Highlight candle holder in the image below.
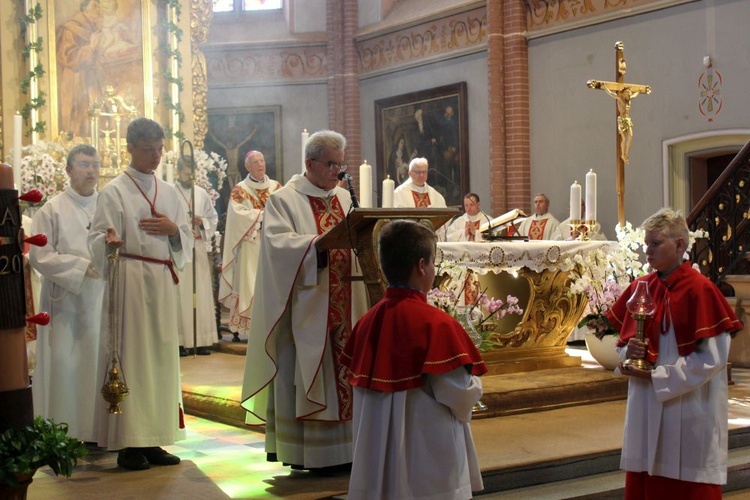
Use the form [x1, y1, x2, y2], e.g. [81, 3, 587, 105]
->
[622, 281, 656, 370]
[568, 220, 597, 241]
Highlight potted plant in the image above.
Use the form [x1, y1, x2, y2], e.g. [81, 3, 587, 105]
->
[0, 417, 88, 499]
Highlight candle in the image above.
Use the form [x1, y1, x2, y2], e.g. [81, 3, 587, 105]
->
[585, 169, 597, 222]
[13, 112, 22, 190]
[301, 129, 309, 174]
[359, 160, 372, 208]
[569, 181, 581, 221]
[382, 175, 395, 208]
[165, 161, 174, 184]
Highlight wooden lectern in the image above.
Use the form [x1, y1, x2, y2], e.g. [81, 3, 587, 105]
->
[316, 208, 458, 307]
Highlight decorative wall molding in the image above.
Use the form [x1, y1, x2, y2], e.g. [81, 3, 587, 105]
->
[356, 6, 487, 78]
[525, 0, 698, 38]
[203, 43, 328, 87]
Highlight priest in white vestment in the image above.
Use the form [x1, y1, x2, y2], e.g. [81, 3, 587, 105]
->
[446, 192, 492, 242]
[517, 193, 560, 240]
[394, 157, 449, 240]
[218, 150, 282, 337]
[30, 144, 105, 442]
[89, 118, 192, 471]
[174, 159, 219, 355]
[241, 130, 368, 471]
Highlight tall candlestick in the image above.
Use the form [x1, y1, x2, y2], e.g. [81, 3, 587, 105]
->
[13, 112, 22, 190]
[585, 169, 597, 221]
[359, 160, 372, 208]
[382, 175, 395, 208]
[570, 181, 581, 221]
[301, 129, 309, 174]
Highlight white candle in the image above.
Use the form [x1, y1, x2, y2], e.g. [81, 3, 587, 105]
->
[569, 181, 581, 221]
[301, 129, 309, 174]
[165, 161, 174, 184]
[359, 160, 372, 208]
[13, 112, 22, 190]
[585, 169, 597, 222]
[382, 175, 395, 208]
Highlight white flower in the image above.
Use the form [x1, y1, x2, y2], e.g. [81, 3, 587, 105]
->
[15, 141, 67, 202]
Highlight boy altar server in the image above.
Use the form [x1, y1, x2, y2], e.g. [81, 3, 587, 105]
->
[609, 208, 741, 499]
[341, 219, 487, 499]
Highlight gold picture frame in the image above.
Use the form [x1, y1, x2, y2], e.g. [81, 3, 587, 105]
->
[47, 0, 159, 141]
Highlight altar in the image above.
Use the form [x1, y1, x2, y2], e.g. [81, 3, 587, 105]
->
[437, 240, 615, 374]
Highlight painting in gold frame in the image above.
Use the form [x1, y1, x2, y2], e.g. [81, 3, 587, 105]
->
[47, 0, 157, 140]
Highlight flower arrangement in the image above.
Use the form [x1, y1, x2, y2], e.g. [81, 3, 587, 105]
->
[569, 221, 709, 339]
[162, 149, 228, 203]
[16, 141, 68, 202]
[427, 264, 524, 351]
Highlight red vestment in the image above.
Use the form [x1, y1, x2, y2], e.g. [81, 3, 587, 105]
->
[607, 262, 741, 363]
[341, 287, 487, 392]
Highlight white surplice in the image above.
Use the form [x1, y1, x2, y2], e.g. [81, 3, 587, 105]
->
[348, 368, 484, 500]
[218, 174, 282, 335]
[618, 329, 731, 484]
[30, 187, 105, 442]
[174, 182, 218, 348]
[241, 173, 368, 468]
[89, 168, 192, 449]
[517, 212, 560, 240]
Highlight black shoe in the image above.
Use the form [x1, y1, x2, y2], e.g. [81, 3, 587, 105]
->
[140, 447, 181, 466]
[308, 462, 352, 476]
[179, 346, 189, 357]
[117, 448, 150, 470]
[196, 347, 212, 356]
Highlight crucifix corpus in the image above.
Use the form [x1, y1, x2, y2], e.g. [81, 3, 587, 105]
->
[587, 41, 651, 226]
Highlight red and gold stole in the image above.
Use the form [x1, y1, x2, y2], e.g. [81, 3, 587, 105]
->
[231, 184, 270, 211]
[410, 190, 431, 207]
[528, 218, 548, 240]
[307, 195, 353, 421]
[465, 220, 480, 241]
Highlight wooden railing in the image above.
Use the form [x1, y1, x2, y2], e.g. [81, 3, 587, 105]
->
[687, 140, 750, 294]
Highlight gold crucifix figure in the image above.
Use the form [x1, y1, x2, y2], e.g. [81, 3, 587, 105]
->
[587, 41, 651, 226]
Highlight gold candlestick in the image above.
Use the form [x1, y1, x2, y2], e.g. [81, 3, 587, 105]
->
[622, 281, 655, 370]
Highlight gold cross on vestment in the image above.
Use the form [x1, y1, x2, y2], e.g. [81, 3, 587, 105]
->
[587, 41, 651, 227]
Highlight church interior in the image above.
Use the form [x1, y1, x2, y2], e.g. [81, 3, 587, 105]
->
[2, 0, 750, 498]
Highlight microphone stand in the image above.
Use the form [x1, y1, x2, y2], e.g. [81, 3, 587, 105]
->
[338, 172, 359, 208]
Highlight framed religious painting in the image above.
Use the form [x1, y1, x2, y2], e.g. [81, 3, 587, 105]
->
[375, 82, 469, 207]
[203, 105, 283, 215]
[47, 0, 159, 141]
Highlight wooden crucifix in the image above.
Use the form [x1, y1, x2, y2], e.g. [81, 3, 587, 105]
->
[587, 41, 651, 226]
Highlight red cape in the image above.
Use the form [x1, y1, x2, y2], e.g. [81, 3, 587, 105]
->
[607, 261, 742, 363]
[340, 287, 487, 392]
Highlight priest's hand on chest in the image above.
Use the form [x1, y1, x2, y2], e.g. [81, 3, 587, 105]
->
[139, 211, 179, 237]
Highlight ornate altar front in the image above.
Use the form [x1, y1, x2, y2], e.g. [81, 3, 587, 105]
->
[437, 240, 615, 374]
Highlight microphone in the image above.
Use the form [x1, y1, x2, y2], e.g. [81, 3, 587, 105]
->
[482, 211, 494, 240]
[338, 172, 359, 208]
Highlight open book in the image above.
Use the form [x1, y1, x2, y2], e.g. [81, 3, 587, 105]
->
[479, 208, 528, 234]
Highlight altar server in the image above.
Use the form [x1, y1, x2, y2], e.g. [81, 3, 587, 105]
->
[608, 208, 741, 499]
[174, 158, 219, 355]
[30, 144, 105, 442]
[341, 219, 486, 499]
[218, 150, 282, 336]
[89, 118, 192, 470]
[241, 130, 368, 471]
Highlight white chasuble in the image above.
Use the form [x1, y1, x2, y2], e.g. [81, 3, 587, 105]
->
[89, 168, 192, 449]
[241, 174, 367, 468]
[218, 174, 282, 334]
[30, 187, 105, 442]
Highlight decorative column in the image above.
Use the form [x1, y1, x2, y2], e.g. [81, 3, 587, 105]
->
[487, 0, 530, 214]
[190, 0, 213, 150]
[326, 0, 362, 186]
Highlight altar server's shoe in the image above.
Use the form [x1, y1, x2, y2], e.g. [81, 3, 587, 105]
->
[141, 447, 181, 466]
[117, 448, 150, 470]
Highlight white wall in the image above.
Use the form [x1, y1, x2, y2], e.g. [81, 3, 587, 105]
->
[528, 0, 750, 236]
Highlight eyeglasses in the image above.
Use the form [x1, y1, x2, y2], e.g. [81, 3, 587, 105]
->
[411, 170, 428, 175]
[71, 161, 101, 169]
[311, 158, 347, 173]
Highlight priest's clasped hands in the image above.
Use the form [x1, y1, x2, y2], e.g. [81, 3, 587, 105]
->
[619, 337, 652, 381]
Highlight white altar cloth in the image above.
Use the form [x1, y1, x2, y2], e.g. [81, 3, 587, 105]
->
[436, 240, 616, 274]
